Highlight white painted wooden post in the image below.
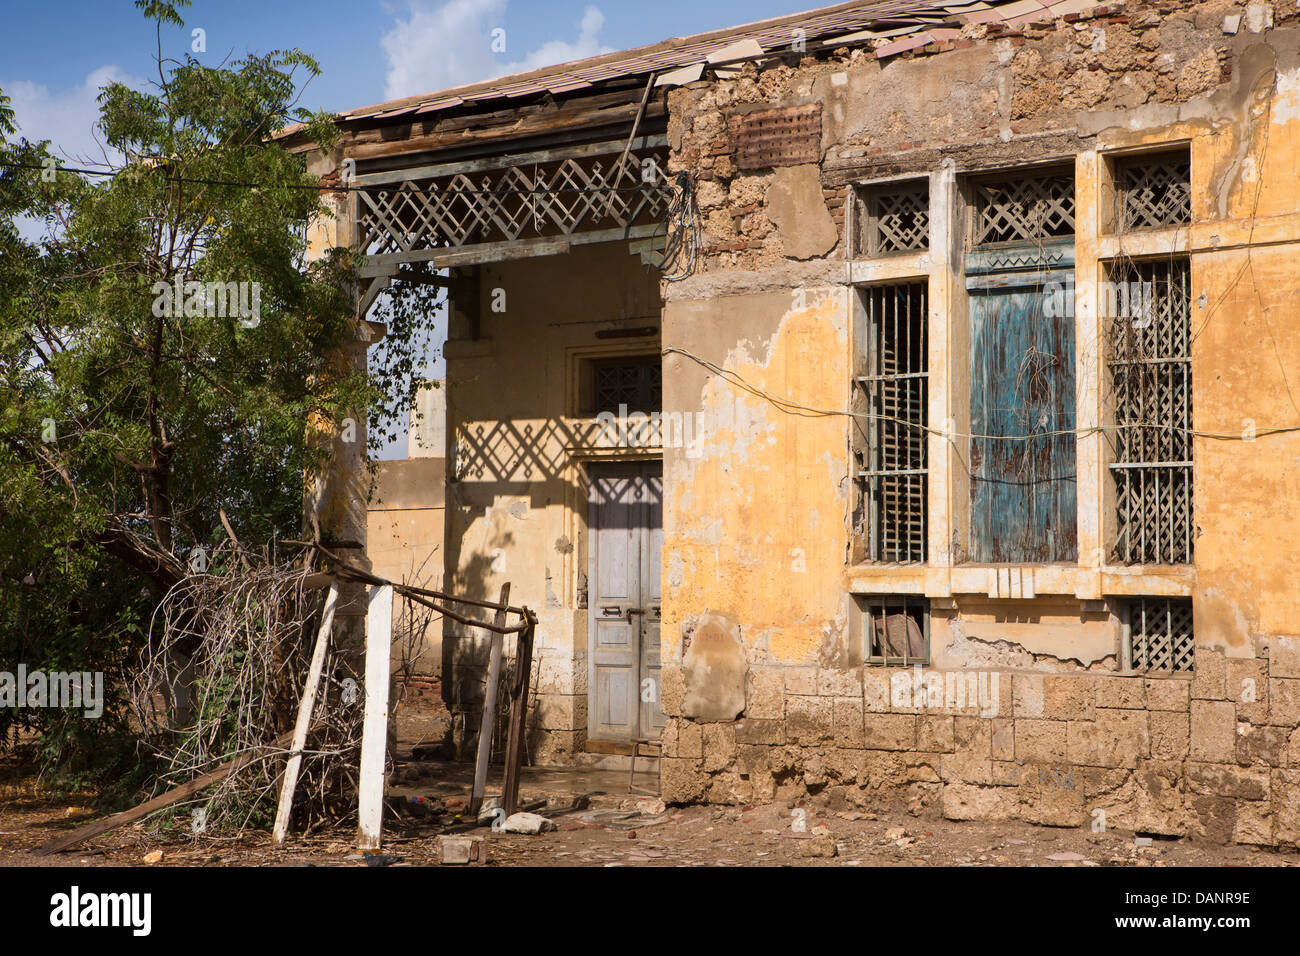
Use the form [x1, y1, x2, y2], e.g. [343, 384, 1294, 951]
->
[357, 584, 393, 850]
[273, 583, 338, 844]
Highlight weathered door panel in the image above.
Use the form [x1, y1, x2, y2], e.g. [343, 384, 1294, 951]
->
[588, 468, 640, 740]
[966, 243, 1077, 563]
[587, 461, 664, 742]
[639, 468, 665, 736]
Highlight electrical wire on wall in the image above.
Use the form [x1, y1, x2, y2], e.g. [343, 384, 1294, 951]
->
[661, 170, 699, 282]
[661, 343, 1300, 445]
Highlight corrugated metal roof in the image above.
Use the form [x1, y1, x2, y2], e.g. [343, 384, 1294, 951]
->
[338, 0, 1103, 123]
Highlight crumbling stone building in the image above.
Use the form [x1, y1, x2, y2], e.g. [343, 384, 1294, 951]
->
[298, 0, 1300, 847]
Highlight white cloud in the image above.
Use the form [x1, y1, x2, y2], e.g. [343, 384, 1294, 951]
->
[381, 0, 613, 101]
[3, 65, 143, 167]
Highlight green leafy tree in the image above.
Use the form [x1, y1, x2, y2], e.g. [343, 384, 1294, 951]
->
[0, 0, 375, 784]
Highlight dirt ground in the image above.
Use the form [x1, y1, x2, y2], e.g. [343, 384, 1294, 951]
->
[2, 684, 1298, 869]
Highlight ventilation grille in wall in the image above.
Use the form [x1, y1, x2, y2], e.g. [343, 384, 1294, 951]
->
[857, 180, 930, 256]
[591, 356, 662, 415]
[1118, 151, 1191, 231]
[973, 172, 1075, 245]
[1109, 258, 1193, 565]
[1124, 597, 1194, 674]
[856, 283, 928, 564]
[863, 595, 930, 666]
[731, 104, 823, 171]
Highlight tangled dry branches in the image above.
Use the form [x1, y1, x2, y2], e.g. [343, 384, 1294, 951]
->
[129, 544, 364, 838]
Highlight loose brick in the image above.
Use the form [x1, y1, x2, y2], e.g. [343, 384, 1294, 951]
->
[1187, 762, 1270, 801]
[786, 695, 832, 745]
[1190, 700, 1236, 761]
[1192, 648, 1228, 700]
[1017, 719, 1070, 762]
[1150, 711, 1190, 760]
[832, 697, 866, 749]
[745, 666, 784, 719]
[1145, 677, 1191, 711]
[919, 714, 956, 753]
[1013, 674, 1045, 718]
[735, 717, 785, 746]
[1045, 675, 1096, 720]
[862, 713, 917, 750]
[1227, 657, 1269, 723]
[1269, 678, 1300, 726]
[1096, 675, 1144, 709]
[1068, 709, 1149, 768]
[991, 718, 1015, 761]
[1270, 636, 1300, 679]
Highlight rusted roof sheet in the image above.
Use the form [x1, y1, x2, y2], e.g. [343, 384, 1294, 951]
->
[337, 0, 1104, 124]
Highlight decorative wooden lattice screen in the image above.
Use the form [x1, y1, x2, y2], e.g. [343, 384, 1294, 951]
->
[858, 180, 930, 256]
[857, 283, 928, 564]
[355, 147, 673, 257]
[1125, 597, 1194, 673]
[1118, 152, 1191, 231]
[592, 356, 662, 415]
[973, 172, 1075, 245]
[1109, 258, 1193, 564]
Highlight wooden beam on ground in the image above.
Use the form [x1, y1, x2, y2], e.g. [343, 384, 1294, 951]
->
[272, 584, 338, 844]
[35, 732, 294, 856]
[469, 583, 511, 816]
[357, 584, 394, 850]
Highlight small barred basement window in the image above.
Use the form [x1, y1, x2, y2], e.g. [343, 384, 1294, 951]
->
[856, 180, 930, 256]
[855, 282, 928, 564]
[1116, 150, 1191, 232]
[1123, 597, 1194, 674]
[863, 595, 930, 666]
[972, 170, 1075, 245]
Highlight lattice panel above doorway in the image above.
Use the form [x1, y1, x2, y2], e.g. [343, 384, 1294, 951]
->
[972, 172, 1075, 245]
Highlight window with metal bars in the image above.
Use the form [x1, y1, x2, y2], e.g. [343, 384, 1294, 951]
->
[1116, 151, 1191, 232]
[1123, 597, 1194, 674]
[856, 180, 930, 256]
[588, 356, 662, 415]
[972, 170, 1075, 245]
[863, 595, 930, 666]
[856, 283, 928, 563]
[1108, 258, 1193, 564]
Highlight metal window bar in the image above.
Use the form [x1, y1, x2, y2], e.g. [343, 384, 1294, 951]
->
[1118, 152, 1191, 232]
[856, 283, 928, 563]
[973, 172, 1075, 245]
[1123, 597, 1194, 674]
[1108, 259, 1193, 564]
[865, 595, 930, 666]
[858, 181, 930, 256]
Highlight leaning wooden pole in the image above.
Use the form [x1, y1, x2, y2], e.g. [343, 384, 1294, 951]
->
[469, 583, 511, 815]
[272, 583, 339, 844]
[502, 612, 537, 816]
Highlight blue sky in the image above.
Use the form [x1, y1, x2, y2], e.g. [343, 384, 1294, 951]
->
[2, 0, 803, 457]
[1, 0, 805, 151]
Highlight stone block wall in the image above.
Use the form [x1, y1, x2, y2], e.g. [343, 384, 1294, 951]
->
[660, 637, 1300, 846]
